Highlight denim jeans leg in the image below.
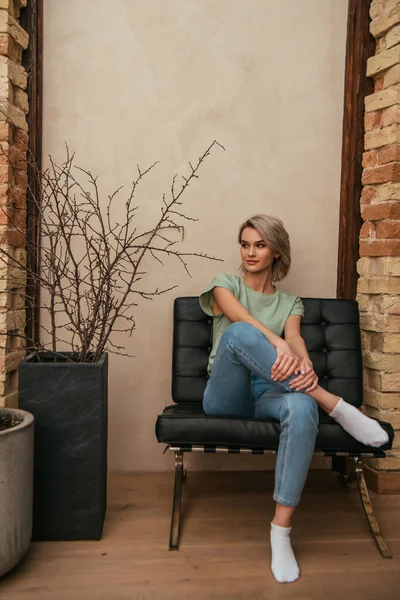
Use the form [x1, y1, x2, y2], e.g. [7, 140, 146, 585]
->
[203, 333, 254, 418]
[204, 321, 319, 506]
[204, 322, 297, 414]
[255, 391, 319, 507]
[203, 321, 294, 416]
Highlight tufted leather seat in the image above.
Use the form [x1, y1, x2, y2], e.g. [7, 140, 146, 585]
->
[156, 297, 394, 454]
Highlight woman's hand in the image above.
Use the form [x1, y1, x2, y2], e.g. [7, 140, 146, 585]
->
[289, 358, 319, 392]
[271, 340, 300, 382]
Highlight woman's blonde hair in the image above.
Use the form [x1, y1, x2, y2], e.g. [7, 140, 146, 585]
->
[238, 214, 291, 282]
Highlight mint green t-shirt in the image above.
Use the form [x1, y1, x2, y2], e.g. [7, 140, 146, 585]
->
[199, 273, 304, 373]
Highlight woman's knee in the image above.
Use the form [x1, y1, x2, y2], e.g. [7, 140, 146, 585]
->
[284, 393, 319, 429]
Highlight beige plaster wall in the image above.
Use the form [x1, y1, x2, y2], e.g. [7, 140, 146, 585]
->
[43, 0, 348, 471]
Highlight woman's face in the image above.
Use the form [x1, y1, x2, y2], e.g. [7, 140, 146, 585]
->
[240, 227, 278, 274]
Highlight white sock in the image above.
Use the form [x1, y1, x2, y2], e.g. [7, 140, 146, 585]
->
[270, 522, 300, 584]
[329, 398, 389, 448]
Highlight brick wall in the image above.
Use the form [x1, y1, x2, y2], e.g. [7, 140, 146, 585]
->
[0, 0, 28, 408]
[359, 0, 400, 470]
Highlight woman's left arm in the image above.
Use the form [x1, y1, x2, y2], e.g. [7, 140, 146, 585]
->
[282, 315, 319, 392]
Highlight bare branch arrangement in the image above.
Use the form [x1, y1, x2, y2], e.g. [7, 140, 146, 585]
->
[0, 140, 224, 362]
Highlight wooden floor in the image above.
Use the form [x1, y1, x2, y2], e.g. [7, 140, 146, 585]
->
[2, 470, 400, 600]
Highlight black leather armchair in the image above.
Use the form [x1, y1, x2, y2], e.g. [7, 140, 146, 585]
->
[156, 297, 395, 556]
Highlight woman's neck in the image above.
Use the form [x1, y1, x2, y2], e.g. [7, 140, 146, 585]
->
[242, 270, 275, 294]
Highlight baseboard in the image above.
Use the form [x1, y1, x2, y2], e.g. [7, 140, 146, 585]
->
[363, 464, 400, 494]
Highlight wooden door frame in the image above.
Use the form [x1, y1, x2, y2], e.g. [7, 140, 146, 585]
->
[20, 0, 372, 346]
[20, 0, 43, 349]
[337, 0, 375, 299]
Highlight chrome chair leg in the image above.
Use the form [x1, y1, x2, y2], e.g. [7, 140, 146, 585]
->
[352, 456, 392, 559]
[169, 451, 184, 551]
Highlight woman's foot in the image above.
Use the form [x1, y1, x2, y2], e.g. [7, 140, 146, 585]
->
[329, 398, 389, 447]
[270, 522, 300, 583]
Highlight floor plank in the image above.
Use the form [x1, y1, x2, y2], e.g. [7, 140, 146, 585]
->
[2, 470, 400, 600]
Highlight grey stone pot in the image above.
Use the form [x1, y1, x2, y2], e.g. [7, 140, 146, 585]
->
[0, 408, 34, 577]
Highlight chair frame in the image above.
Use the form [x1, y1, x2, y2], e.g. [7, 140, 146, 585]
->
[166, 445, 394, 559]
[159, 297, 394, 559]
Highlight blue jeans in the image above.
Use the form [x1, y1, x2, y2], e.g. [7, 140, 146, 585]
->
[203, 322, 319, 507]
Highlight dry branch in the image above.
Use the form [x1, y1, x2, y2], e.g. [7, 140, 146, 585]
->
[0, 140, 225, 361]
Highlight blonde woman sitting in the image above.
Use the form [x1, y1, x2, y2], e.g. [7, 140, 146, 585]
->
[199, 214, 388, 584]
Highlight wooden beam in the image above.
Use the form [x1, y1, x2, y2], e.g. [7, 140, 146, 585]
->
[20, 0, 43, 349]
[337, 0, 375, 300]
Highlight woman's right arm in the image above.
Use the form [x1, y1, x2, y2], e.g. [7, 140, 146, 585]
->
[213, 287, 299, 379]
[213, 286, 280, 346]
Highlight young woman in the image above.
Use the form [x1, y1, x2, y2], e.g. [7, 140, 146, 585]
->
[199, 214, 389, 584]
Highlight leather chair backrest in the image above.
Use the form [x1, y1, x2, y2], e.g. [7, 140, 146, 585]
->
[172, 297, 363, 407]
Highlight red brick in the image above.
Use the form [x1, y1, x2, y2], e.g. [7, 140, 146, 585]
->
[8, 146, 26, 169]
[375, 219, 400, 238]
[377, 144, 400, 165]
[14, 170, 27, 191]
[364, 111, 381, 131]
[374, 76, 384, 92]
[362, 150, 377, 168]
[0, 142, 9, 164]
[362, 202, 400, 220]
[0, 184, 9, 207]
[0, 207, 9, 226]
[360, 239, 400, 256]
[0, 165, 12, 184]
[13, 208, 26, 230]
[9, 186, 25, 208]
[360, 221, 374, 238]
[361, 186, 377, 205]
[362, 163, 400, 185]
[13, 130, 28, 152]
[0, 228, 26, 246]
[16, 160, 27, 173]
[381, 105, 400, 127]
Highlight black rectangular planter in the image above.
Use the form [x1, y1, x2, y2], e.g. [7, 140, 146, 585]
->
[18, 352, 108, 541]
